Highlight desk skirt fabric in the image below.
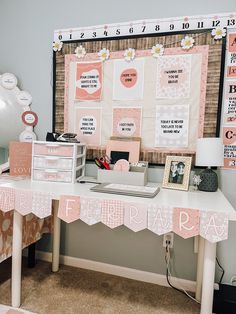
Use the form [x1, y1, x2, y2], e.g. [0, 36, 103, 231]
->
[0, 211, 52, 263]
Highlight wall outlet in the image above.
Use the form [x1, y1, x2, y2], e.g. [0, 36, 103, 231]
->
[163, 233, 174, 248]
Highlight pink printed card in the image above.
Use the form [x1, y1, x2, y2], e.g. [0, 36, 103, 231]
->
[75, 61, 103, 101]
[9, 142, 32, 176]
[112, 107, 142, 137]
[173, 207, 200, 239]
[58, 195, 80, 223]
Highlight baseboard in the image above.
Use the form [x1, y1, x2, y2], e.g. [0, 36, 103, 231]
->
[34, 250, 198, 293]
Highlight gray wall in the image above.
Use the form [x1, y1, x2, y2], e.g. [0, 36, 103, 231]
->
[0, 0, 236, 282]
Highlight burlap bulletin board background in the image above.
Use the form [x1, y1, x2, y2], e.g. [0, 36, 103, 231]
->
[53, 30, 225, 165]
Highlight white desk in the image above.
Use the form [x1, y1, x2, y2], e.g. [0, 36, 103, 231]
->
[1, 179, 235, 314]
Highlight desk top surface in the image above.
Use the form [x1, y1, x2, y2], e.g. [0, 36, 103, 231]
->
[0, 177, 235, 220]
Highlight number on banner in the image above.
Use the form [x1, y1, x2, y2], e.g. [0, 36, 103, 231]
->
[58, 34, 62, 40]
[142, 25, 146, 33]
[212, 20, 220, 27]
[227, 19, 236, 26]
[116, 29, 121, 35]
[197, 21, 204, 28]
[155, 25, 160, 31]
[129, 27, 134, 34]
[182, 22, 190, 30]
[169, 24, 175, 31]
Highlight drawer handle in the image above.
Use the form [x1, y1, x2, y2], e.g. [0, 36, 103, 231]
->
[44, 169, 59, 173]
[45, 144, 60, 148]
[45, 156, 60, 160]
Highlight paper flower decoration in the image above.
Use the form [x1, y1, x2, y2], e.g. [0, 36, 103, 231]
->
[75, 45, 86, 58]
[124, 48, 135, 62]
[151, 44, 165, 57]
[181, 36, 195, 50]
[98, 48, 110, 61]
[193, 175, 202, 186]
[211, 27, 226, 40]
[53, 40, 63, 52]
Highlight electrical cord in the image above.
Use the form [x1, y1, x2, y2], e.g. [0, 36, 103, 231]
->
[216, 257, 225, 284]
[164, 243, 200, 304]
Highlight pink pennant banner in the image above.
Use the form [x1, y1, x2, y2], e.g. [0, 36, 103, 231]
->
[124, 202, 147, 232]
[31, 191, 52, 218]
[58, 195, 80, 223]
[147, 205, 173, 235]
[0, 187, 15, 212]
[101, 199, 124, 229]
[173, 207, 200, 239]
[200, 211, 229, 243]
[15, 189, 33, 216]
[80, 197, 101, 225]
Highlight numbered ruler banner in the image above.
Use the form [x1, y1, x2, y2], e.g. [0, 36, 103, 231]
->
[173, 207, 200, 239]
[147, 205, 173, 235]
[200, 211, 229, 242]
[124, 202, 148, 232]
[54, 12, 236, 42]
[58, 195, 80, 223]
[0, 187, 15, 212]
[80, 196, 102, 225]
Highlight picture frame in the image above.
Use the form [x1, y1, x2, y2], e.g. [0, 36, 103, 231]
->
[162, 156, 192, 191]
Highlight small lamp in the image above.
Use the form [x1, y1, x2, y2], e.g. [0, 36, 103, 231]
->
[195, 138, 224, 192]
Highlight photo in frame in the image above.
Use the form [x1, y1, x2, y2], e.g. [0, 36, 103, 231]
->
[162, 156, 192, 191]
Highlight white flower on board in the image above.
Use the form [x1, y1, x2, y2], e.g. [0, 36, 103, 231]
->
[193, 175, 202, 186]
[151, 44, 165, 57]
[98, 48, 110, 61]
[211, 27, 226, 40]
[53, 40, 63, 52]
[181, 36, 195, 50]
[124, 48, 135, 62]
[75, 45, 86, 58]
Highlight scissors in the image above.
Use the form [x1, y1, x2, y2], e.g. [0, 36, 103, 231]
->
[94, 155, 111, 170]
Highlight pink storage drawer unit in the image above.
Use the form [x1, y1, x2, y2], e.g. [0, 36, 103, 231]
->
[32, 141, 86, 183]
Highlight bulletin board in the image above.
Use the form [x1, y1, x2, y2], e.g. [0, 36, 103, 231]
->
[53, 19, 227, 165]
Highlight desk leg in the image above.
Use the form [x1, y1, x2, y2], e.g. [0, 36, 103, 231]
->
[52, 200, 61, 272]
[200, 240, 216, 314]
[11, 211, 23, 308]
[196, 236, 205, 302]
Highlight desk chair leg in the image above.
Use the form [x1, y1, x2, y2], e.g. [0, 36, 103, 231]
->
[52, 200, 61, 272]
[11, 211, 23, 308]
[28, 243, 36, 268]
[196, 236, 205, 302]
[200, 240, 216, 314]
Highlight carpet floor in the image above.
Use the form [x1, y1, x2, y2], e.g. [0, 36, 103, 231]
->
[0, 258, 200, 314]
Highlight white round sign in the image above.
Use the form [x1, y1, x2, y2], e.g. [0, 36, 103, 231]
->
[16, 91, 32, 106]
[0, 73, 18, 90]
[19, 130, 37, 142]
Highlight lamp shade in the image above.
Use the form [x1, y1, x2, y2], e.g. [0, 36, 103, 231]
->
[195, 138, 224, 167]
